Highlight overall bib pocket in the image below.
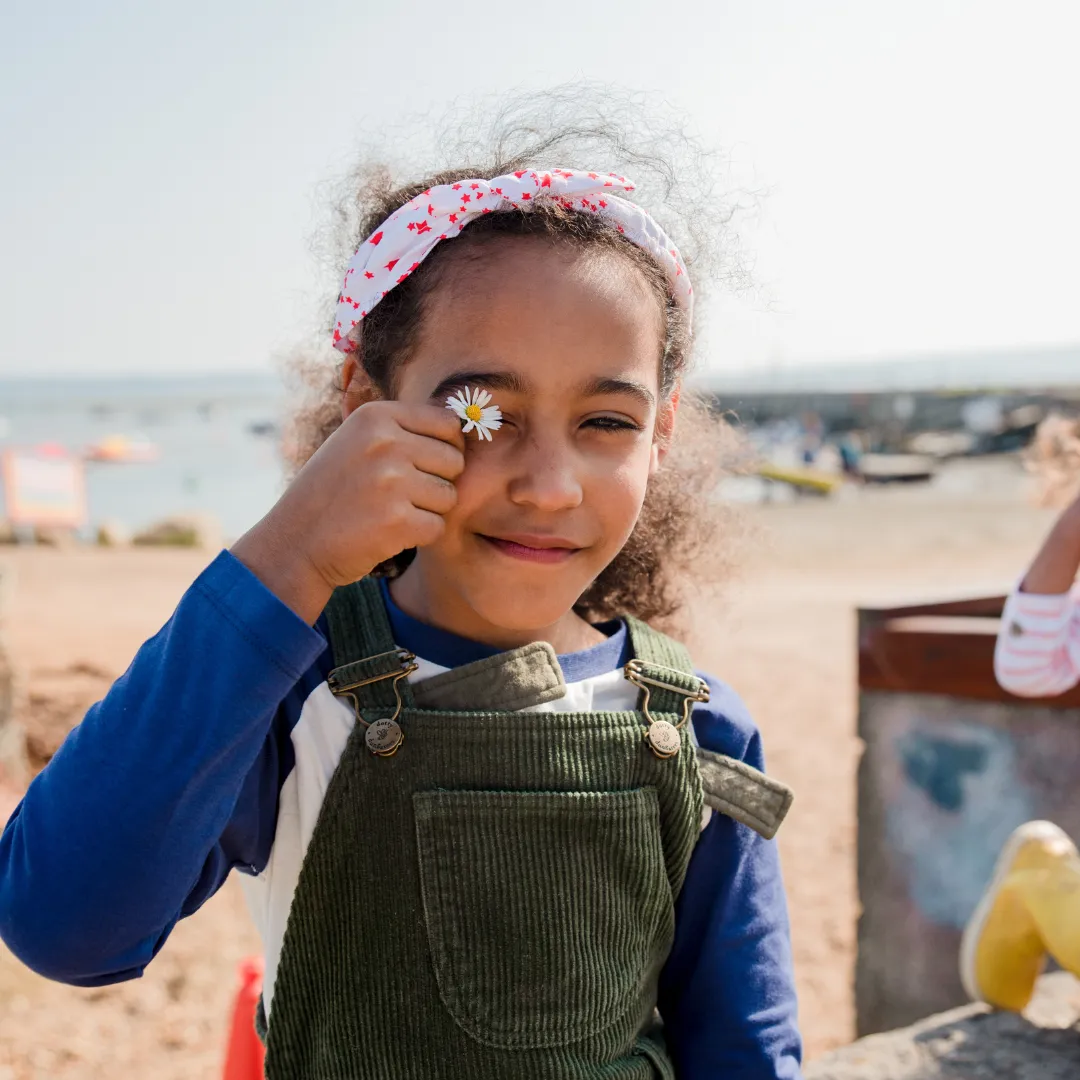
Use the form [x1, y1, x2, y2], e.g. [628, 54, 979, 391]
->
[413, 788, 674, 1050]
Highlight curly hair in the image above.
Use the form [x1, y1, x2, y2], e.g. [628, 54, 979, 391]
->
[285, 90, 748, 627]
[1025, 412, 1080, 509]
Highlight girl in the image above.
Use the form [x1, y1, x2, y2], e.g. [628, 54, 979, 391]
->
[961, 466, 1080, 1012]
[0, 122, 802, 1078]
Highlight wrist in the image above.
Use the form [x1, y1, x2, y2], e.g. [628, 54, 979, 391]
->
[1062, 496, 1080, 531]
[231, 517, 335, 625]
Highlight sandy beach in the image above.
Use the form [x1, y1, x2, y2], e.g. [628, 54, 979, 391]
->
[0, 456, 1061, 1078]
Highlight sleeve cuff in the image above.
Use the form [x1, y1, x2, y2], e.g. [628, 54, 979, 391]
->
[193, 550, 328, 681]
[1004, 583, 1075, 624]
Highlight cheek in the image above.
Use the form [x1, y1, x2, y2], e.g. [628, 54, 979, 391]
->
[588, 447, 653, 529]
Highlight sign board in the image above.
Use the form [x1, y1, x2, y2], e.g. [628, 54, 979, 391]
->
[1, 449, 87, 530]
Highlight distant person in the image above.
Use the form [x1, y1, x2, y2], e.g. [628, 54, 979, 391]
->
[961, 490, 1080, 1011]
[0, 113, 802, 1077]
[837, 434, 862, 479]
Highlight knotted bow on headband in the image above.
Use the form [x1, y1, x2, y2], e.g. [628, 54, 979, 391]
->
[332, 168, 692, 353]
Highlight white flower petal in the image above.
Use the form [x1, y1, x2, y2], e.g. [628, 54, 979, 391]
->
[446, 391, 471, 419]
[446, 385, 503, 440]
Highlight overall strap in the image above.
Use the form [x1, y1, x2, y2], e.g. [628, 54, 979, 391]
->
[624, 619, 796, 839]
[696, 749, 794, 840]
[323, 577, 415, 712]
[623, 616, 708, 716]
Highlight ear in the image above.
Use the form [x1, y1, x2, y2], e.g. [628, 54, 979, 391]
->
[340, 355, 380, 421]
[649, 385, 681, 475]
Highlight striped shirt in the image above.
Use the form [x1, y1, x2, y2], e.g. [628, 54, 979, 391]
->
[994, 585, 1080, 697]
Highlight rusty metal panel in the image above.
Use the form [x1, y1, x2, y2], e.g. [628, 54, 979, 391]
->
[855, 598, 1080, 1035]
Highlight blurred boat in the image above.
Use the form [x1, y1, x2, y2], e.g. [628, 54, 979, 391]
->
[858, 453, 936, 484]
[905, 431, 978, 459]
[755, 463, 843, 495]
[83, 434, 160, 463]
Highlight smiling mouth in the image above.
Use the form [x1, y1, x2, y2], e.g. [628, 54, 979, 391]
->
[479, 535, 582, 564]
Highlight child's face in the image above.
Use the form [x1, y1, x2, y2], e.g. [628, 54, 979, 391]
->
[396, 236, 673, 637]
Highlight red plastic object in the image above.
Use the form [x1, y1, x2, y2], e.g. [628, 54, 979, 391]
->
[222, 956, 266, 1079]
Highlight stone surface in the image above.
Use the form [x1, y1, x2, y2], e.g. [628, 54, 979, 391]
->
[807, 973, 1080, 1079]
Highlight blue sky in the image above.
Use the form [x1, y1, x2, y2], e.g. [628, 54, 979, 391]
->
[2, 1, 1079, 377]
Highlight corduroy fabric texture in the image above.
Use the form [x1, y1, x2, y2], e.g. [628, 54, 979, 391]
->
[411, 641, 567, 711]
[264, 579, 703, 1079]
[696, 747, 794, 841]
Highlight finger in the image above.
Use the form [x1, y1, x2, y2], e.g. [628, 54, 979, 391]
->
[393, 402, 467, 450]
[403, 506, 447, 549]
[400, 429, 466, 481]
[407, 470, 458, 516]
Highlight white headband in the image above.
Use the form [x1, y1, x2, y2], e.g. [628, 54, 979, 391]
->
[332, 168, 692, 353]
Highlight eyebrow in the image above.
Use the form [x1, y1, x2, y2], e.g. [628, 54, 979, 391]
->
[428, 369, 656, 410]
[429, 370, 530, 402]
[581, 376, 656, 410]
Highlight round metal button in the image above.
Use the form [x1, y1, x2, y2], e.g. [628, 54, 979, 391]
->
[365, 718, 403, 757]
[647, 720, 681, 758]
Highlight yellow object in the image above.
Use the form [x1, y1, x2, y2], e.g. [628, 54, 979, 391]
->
[755, 463, 841, 494]
[960, 821, 1080, 1011]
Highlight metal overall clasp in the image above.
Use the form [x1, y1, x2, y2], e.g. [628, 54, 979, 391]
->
[624, 659, 711, 759]
[328, 648, 418, 757]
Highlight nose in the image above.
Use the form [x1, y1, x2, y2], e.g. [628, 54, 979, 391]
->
[506, 430, 584, 512]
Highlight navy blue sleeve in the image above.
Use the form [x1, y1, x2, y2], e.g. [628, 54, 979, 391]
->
[659, 673, 803, 1079]
[0, 551, 329, 986]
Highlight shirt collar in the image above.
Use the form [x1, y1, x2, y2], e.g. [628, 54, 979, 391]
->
[378, 577, 630, 682]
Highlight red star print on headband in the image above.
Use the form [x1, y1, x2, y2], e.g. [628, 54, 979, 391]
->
[331, 168, 692, 353]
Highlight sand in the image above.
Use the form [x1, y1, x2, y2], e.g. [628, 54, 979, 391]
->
[0, 456, 1062, 1078]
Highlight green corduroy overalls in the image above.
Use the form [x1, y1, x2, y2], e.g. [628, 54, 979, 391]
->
[261, 577, 792, 1079]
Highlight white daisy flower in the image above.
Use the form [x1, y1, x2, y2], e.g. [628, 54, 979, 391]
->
[446, 386, 503, 441]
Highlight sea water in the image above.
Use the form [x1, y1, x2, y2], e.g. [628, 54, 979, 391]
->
[0, 372, 289, 541]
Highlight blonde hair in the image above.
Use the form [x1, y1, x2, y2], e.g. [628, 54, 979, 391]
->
[1026, 413, 1080, 508]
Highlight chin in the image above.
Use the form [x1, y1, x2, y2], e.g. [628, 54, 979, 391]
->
[459, 573, 585, 634]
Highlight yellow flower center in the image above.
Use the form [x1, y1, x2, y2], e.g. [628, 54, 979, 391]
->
[464, 403, 483, 422]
